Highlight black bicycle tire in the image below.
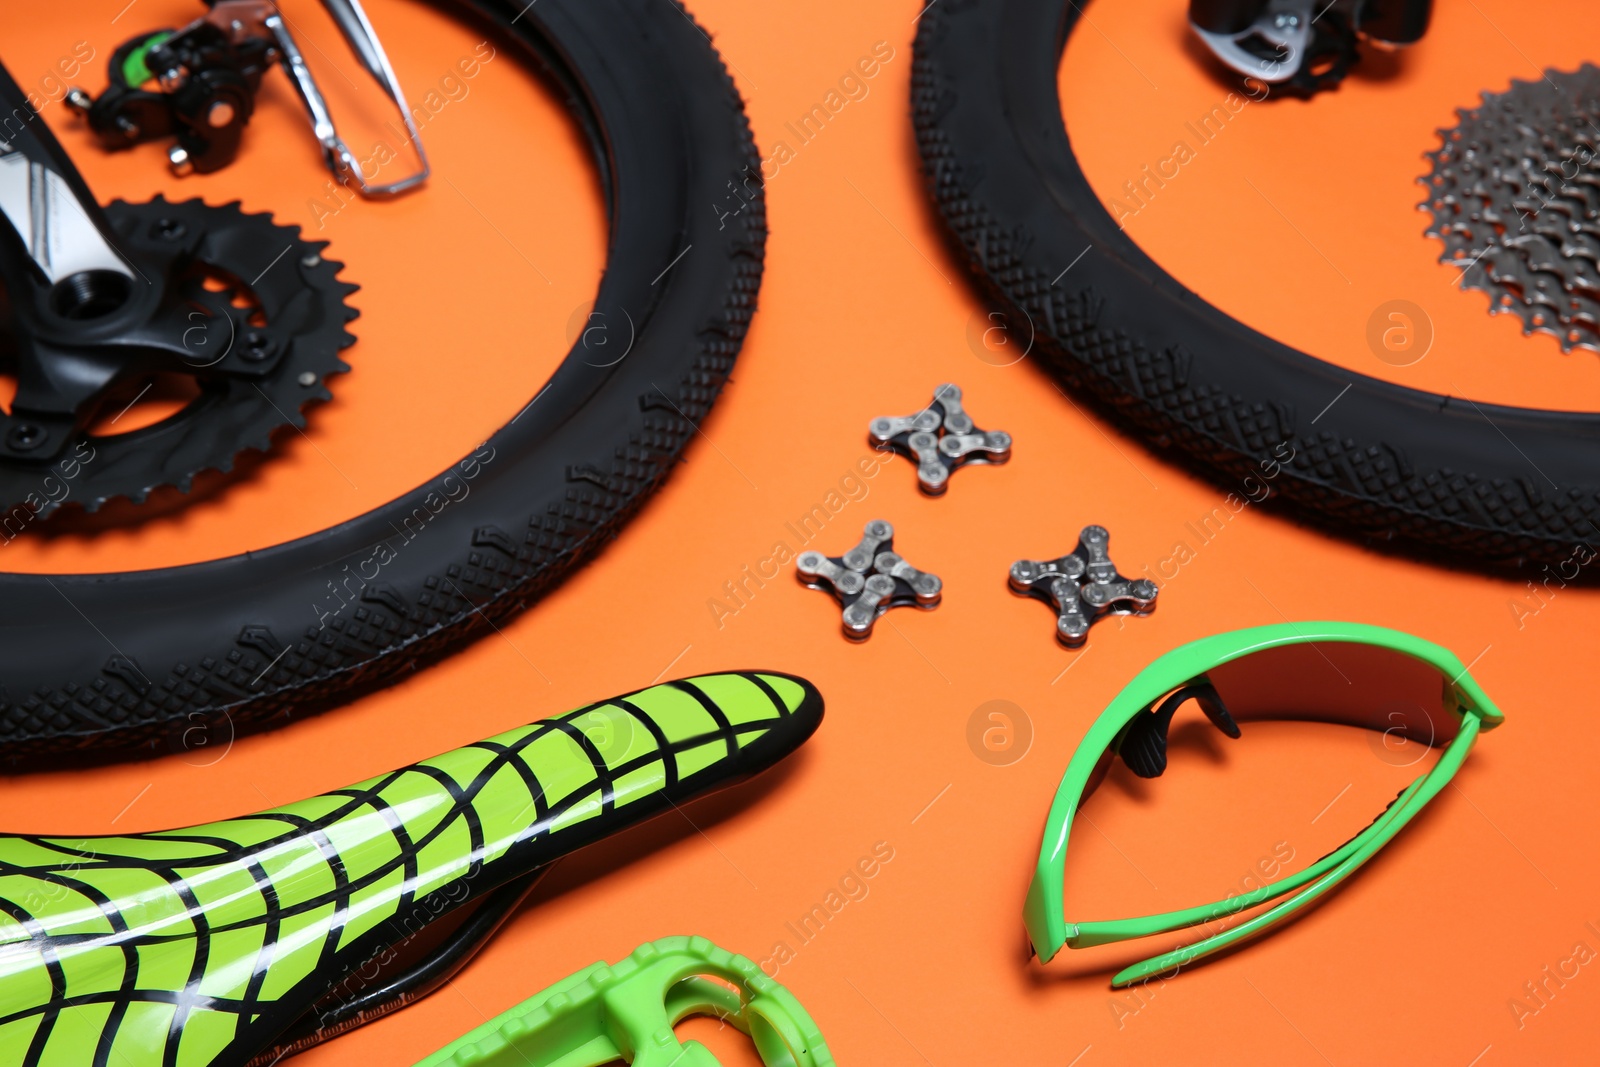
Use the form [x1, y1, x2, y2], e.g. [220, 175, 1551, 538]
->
[0, 0, 767, 759]
[912, 0, 1600, 571]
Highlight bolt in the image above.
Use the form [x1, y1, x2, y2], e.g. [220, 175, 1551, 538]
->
[157, 66, 187, 93]
[241, 332, 273, 363]
[115, 116, 141, 140]
[64, 88, 93, 116]
[169, 145, 194, 177]
[154, 218, 187, 241]
[301, 253, 321, 269]
[297, 372, 318, 387]
[5, 424, 45, 453]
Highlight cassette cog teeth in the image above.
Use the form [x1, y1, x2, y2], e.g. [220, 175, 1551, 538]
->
[0, 196, 361, 517]
[1422, 64, 1600, 355]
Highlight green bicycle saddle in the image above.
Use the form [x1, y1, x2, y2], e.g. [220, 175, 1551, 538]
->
[0, 671, 822, 1067]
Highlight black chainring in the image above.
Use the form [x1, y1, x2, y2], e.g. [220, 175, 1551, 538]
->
[0, 196, 357, 514]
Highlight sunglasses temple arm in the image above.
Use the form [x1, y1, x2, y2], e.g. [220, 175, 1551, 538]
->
[1106, 714, 1481, 989]
[1069, 776, 1428, 949]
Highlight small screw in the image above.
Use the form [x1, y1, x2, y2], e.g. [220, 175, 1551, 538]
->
[154, 218, 187, 241]
[169, 145, 194, 177]
[241, 332, 273, 362]
[297, 372, 318, 387]
[1273, 12, 1300, 28]
[157, 66, 188, 93]
[301, 253, 321, 269]
[64, 88, 93, 116]
[5, 424, 45, 453]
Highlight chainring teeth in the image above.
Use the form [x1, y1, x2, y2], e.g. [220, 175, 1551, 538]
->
[0, 196, 362, 515]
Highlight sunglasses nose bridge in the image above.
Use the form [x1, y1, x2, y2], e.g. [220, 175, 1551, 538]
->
[1196, 682, 1242, 739]
[1116, 682, 1240, 778]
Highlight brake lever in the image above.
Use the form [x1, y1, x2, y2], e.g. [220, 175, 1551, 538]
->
[66, 0, 429, 196]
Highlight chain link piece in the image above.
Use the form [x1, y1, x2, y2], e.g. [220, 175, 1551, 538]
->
[1010, 525, 1158, 648]
[797, 520, 942, 639]
[869, 383, 1011, 495]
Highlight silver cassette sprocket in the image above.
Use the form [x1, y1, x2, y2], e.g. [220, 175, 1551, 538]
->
[1421, 64, 1600, 353]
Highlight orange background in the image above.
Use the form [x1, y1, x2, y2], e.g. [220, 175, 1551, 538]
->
[3, 1, 1600, 1064]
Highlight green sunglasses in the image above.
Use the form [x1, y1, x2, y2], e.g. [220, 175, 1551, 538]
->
[1024, 622, 1504, 988]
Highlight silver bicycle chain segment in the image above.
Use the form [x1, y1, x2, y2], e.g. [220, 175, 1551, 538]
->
[842, 574, 898, 637]
[932, 382, 973, 434]
[939, 430, 1012, 462]
[796, 551, 865, 596]
[906, 430, 946, 493]
[1047, 577, 1094, 645]
[795, 519, 943, 639]
[872, 551, 943, 603]
[869, 409, 940, 443]
[1421, 64, 1600, 352]
[1011, 525, 1158, 648]
[869, 383, 1012, 495]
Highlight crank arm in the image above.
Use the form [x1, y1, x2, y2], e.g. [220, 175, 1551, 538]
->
[0, 57, 147, 462]
[0, 59, 289, 465]
[0, 60, 131, 289]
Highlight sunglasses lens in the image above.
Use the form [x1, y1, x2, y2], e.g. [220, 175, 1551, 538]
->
[1205, 642, 1456, 745]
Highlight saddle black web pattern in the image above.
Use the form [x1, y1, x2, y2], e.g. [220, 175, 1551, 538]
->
[0, 671, 819, 1067]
